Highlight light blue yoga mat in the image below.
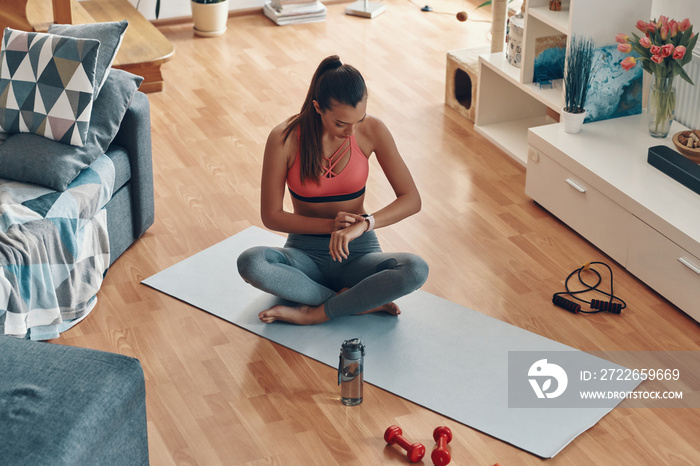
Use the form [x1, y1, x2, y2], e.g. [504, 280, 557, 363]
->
[142, 226, 639, 458]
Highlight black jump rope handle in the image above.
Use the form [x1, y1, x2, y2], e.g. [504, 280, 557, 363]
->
[552, 295, 581, 314]
[552, 295, 622, 314]
[590, 299, 622, 314]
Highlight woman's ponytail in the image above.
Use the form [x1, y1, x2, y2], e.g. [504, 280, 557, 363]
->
[283, 56, 367, 184]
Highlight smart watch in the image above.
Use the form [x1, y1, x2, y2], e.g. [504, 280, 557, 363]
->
[362, 214, 375, 232]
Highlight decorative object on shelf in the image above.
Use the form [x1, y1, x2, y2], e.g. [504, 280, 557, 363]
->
[549, 0, 561, 12]
[191, 0, 229, 37]
[533, 35, 567, 82]
[617, 16, 697, 138]
[506, 11, 524, 67]
[535, 69, 552, 89]
[562, 35, 596, 134]
[672, 130, 700, 163]
[584, 44, 643, 123]
[647, 75, 677, 138]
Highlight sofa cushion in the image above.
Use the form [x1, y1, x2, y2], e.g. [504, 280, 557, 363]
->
[0, 69, 143, 191]
[0, 28, 100, 147]
[48, 20, 128, 99]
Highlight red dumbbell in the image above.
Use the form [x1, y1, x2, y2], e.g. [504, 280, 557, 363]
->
[431, 426, 452, 466]
[384, 425, 426, 463]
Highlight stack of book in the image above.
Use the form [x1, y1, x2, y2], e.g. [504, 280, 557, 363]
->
[263, 0, 327, 25]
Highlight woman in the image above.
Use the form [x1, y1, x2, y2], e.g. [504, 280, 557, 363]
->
[237, 55, 428, 325]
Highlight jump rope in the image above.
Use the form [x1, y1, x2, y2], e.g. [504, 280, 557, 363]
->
[552, 262, 627, 315]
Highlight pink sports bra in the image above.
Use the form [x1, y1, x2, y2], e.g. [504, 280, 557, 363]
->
[287, 135, 369, 203]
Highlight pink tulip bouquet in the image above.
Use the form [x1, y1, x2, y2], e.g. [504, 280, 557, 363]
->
[616, 16, 697, 137]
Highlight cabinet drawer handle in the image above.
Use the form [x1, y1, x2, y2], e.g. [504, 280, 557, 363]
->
[564, 178, 586, 193]
[678, 257, 700, 275]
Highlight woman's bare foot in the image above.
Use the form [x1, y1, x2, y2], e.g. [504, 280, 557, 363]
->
[358, 302, 401, 316]
[259, 304, 329, 325]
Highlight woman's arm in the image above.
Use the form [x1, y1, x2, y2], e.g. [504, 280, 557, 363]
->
[260, 124, 334, 234]
[328, 116, 421, 261]
[363, 116, 422, 228]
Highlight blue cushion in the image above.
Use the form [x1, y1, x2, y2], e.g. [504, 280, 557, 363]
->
[0, 69, 143, 191]
[0, 28, 100, 147]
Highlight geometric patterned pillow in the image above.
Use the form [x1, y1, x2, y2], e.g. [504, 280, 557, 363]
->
[0, 28, 100, 147]
[48, 20, 128, 99]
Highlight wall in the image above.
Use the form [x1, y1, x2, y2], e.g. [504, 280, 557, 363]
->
[650, 0, 699, 27]
[127, 0, 266, 21]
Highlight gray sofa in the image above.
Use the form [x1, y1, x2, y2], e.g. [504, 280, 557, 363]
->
[0, 68, 154, 339]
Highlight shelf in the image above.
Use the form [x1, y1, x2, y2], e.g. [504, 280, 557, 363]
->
[475, 115, 555, 166]
[528, 5, 569, 34]
[480, 53, 563, 111]
[479, 52, 520, 85]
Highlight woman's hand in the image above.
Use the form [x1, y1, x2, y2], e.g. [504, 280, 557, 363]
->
[330, 213, 368, 261]
[332, 211, 365, 231]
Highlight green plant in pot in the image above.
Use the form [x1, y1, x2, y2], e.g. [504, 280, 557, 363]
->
[191, 0, 230, 37]
[562, 35, 596, 134]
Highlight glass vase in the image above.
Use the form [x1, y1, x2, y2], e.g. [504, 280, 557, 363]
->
[647, 75, 676, 138]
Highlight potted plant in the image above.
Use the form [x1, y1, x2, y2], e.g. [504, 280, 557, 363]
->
[562, 35, 596, 134]
[191, 0, 230, 37]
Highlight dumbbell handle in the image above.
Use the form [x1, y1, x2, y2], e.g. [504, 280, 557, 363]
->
[384, 426, 425, 463]
[432, 426, 452, 466]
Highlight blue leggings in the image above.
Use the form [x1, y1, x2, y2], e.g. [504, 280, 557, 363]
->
[236, 231, 429, 318]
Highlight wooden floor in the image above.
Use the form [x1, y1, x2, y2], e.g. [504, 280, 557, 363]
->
[52, 1, 700, 464]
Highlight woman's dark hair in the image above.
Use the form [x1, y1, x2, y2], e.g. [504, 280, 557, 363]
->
[283, 55, 367, 184]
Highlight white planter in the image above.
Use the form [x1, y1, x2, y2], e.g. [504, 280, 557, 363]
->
[191, 0, 229, 37]
[561, 109, 587, 134]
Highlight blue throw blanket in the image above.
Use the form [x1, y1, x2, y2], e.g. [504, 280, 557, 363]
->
[0, 155, 115, 339]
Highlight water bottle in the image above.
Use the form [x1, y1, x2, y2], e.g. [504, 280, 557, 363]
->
[338, 338, 365, 406]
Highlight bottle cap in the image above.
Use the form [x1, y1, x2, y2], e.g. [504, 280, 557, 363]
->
[341, 338, 365, 359]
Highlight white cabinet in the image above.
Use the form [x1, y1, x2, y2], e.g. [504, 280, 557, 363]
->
[627, 221, 700, 316]
[525, 147, 634, 265]
[526, 116, 700, 321]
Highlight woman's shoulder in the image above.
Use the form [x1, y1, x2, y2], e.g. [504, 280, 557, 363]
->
[265, 117, 298, 167]
[268, 117, 295, 140]
[356, 114, 392, 146]
[267, 118, 297, 149]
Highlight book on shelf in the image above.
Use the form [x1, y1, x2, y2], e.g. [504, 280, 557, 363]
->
[264, 1, 327, 25]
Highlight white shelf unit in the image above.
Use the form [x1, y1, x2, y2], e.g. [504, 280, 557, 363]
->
[474, 0, 654, 165]
[474, 52, 558, 163]
[527, 5, 569, 33]
[475, 0, 570, 165]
